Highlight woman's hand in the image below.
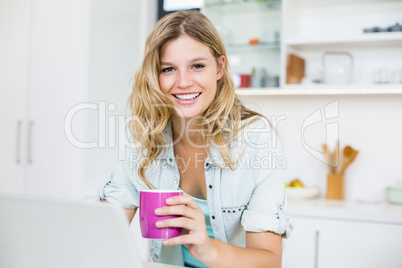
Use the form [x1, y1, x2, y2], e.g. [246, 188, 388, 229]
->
[154, 195, 282, 268]
[154, 194, 215, 261]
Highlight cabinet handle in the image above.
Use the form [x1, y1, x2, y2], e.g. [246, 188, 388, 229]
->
[16, 120, 22, 164]
[314, 230, 320, 268]
[27, 120, 34, 164]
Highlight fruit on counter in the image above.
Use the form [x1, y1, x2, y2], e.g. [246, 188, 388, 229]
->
[249, 38, 259, 45]
[286, 178, 304, 188]
[290, 179, 304, 187]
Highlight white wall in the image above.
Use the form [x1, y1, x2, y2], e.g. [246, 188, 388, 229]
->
[241, 94, 402, 202]
[83, 0, 157, 261]
[83, 0, 157, 197]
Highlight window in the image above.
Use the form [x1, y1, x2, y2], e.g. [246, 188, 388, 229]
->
[158, 0, 204, 20]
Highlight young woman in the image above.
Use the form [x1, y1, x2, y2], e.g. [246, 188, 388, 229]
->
[99, 10, 291, 268]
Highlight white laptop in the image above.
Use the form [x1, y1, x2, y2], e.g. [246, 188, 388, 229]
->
[0, 195, 176, 268]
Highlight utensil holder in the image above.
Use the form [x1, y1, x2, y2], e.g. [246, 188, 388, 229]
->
[326, 174, 344, 200]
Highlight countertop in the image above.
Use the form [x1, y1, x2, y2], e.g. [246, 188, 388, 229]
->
[287, 198, 402, 224]
[143, 261, 181, 268]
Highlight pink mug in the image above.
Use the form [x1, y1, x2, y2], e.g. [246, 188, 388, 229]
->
[139, 190, 183, 239]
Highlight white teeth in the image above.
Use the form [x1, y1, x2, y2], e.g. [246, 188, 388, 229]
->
[174, 93, 201, 100]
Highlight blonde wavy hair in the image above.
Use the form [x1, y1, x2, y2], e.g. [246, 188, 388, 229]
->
[128, 11, 264, 188]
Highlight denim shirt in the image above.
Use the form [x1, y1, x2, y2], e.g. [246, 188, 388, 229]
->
[98, 117, 293, 266]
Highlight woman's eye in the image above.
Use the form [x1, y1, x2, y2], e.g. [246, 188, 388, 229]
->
[192, 64, 205, 70]
[161, 67, 174, 73]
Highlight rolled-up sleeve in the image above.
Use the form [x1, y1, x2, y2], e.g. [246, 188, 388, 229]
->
[98, 158, 139, 209]
[240, 119, 292, 238]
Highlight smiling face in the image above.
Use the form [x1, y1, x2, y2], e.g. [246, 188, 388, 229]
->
[159, 34, 225, 120]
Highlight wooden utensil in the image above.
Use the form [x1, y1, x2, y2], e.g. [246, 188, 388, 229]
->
[340, 145, 359, 175]
[323, 142, 340, 174]
[322, 144, 332, 173]
[286, 54, 305, 84]
[333, 141, 339, 174]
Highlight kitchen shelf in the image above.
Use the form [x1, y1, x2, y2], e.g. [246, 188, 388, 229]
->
[287, 0, 402, 8]
[203, 0, 283, 90]
[204, 0, 281, 13]
[286, 32, 402, 49]
[227, 41, 280, 51]
[235, 85, 402, 95]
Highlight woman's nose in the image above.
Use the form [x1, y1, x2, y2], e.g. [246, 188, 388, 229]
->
[176, 70, 193, 88]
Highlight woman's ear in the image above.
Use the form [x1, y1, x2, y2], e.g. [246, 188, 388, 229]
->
[217, 55, 226, 80]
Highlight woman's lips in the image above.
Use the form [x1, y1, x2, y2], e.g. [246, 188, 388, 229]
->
[172, 92, 201, 105]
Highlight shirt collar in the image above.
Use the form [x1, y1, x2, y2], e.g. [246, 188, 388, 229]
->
[155, 119, 175, 163]
[206, 141, 227, 169]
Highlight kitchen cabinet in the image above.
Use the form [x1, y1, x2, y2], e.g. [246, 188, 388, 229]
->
[283, 199, 402, 268]
[202, 0, 402, 95]
[202, 0, 282, 89]
[282, 0, 402, 90]
[0, 0, 90, 199]
[0, 0, 151, 199]
[0, 0, 30, 194]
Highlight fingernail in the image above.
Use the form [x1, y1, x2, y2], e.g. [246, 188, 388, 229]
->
[163, 240, 169, 245]
[166, 198, 172, 204]
[154, 208, 161, 214]
[155, 221, 162, 227]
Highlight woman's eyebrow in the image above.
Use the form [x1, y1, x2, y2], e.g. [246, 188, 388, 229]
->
[160, 57, 209, 66]
[160, 61, 172, 66]
[188, 57, 208, 63]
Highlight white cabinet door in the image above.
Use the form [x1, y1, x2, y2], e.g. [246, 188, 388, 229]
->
[0, 0, 31, 195]
[0, 0, 150, 199]
[283, 216, 402, 268]
[0, 0, 90, 199]
[318, 219, 402, 268]
[24, 0, 90, 199]
[283, 217, 318, 268]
